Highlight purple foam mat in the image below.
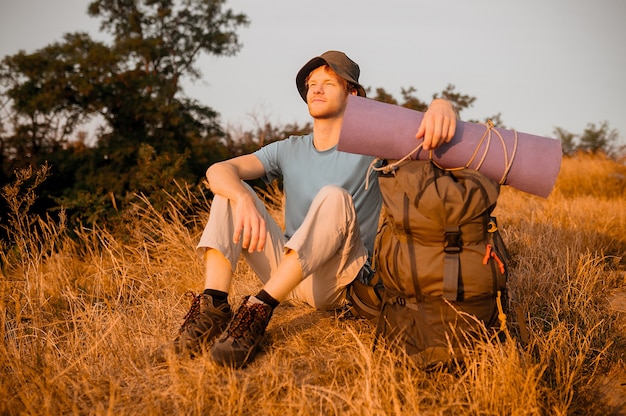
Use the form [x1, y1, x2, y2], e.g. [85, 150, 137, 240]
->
[338, 96, 562, 198]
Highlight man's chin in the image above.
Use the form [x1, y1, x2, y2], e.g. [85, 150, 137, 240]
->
[308, 108, 345, 120]
[309, 112, 334, 120]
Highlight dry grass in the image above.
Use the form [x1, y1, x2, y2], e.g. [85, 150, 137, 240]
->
[1, 154, 625, 415]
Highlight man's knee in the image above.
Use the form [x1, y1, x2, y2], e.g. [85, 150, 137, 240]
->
[318, 184, 349, 197]
[310, 288, 347, 310]
[315, 185, 352, 209]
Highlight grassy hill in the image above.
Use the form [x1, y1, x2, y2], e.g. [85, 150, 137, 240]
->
[1, 153, 625, 415]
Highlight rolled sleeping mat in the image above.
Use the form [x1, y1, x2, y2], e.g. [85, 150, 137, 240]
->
[338, 95, 563, 198]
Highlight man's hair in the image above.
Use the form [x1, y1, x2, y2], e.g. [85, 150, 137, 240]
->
[303, 65, 357, 97]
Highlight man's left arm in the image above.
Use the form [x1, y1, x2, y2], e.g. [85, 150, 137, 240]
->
[415, 98, 457, 151]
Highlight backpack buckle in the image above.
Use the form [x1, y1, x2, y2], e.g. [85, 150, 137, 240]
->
[443, 227, 462, 254]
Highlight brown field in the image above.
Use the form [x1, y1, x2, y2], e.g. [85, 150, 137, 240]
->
[1, 152, 625, 415]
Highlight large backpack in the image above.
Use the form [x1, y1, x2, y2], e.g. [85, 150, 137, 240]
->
[373, 159, 510, 368]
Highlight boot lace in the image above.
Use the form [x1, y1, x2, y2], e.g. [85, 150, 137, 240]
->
[179, 291, 203, 334]
[228, 300, 270, 339]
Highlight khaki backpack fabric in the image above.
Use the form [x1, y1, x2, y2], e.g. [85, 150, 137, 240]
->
[373, 160, 509, 368]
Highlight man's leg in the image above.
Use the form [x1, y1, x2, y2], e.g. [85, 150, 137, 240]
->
[287, 185, 368, 309]
[260, 184, 366, 306]
[209, 250, 303, 369]
[171, 184, 284, 358]
[211, 185, 368, 367]
[198, 183, 287, 291]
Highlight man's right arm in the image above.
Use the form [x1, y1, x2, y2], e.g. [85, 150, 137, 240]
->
[206, 154, 266, 200]
[205, 154, 268, 252]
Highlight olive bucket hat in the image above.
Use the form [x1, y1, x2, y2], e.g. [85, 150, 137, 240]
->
[296, 50, 367, 102]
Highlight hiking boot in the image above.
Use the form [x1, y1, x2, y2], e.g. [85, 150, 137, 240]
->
[210, 296, 273, 368]
[172, 291, 232, 358]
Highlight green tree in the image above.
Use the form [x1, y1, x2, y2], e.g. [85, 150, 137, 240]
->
[553, 126, 577, 156]
[578, 121, 619, 155]
[0, 41, 92, 173]
[432, 83, 476, 114]
[85, 0, 248, 152]
[554, 121, 622, 157]
[371, 84, 476, 116]
[371, 87, 398, 105]
[399, 87, 428, 112]
[0, 0, 249, 226]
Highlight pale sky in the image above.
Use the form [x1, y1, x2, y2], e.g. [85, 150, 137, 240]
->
[1, 0, 625, 142]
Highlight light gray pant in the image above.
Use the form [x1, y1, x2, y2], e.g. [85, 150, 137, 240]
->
[197, 184, 368, 309]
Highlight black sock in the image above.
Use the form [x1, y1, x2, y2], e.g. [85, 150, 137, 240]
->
[203, 288, 229, 306]
[254, 289, 280, 310]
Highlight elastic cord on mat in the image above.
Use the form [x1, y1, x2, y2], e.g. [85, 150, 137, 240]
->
[425, 120, 519, 185]
[364, 143, 424, 190]
[365, 119, 519, 188]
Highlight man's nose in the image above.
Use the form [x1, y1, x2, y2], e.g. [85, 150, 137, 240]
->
[310, 84, 323, 94]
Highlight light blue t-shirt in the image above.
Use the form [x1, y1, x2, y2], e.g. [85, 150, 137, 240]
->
[254, 133, 382, 253]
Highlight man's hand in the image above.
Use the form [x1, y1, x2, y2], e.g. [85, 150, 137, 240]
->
[206, 154, 268, 253]
[232, 192, 267, 253]
[415, 98, 457, 151]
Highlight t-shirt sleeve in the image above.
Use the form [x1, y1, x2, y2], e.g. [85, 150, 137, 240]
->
[253, 140, 282, 184]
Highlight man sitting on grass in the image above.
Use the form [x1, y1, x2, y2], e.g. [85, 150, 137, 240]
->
[163, 50, 456, 368]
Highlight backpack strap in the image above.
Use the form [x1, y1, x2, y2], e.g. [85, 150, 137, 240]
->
[443, 225, 462, 301]
[403, 193, 424, 301]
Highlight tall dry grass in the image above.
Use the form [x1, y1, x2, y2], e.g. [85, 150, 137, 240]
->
[1, 153, 625, 415]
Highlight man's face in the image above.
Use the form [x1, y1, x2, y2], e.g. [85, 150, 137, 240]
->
[306, 66, 354, 119]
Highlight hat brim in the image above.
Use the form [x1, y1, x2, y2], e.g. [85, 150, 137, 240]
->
[296, 56, 366, 102]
